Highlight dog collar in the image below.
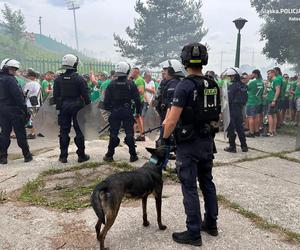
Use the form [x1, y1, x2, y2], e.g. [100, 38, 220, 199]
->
[149, 157, 158, 165]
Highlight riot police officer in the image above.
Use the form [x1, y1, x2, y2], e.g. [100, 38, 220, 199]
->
[224, 67, 248, 153]
[103, 62, 141, 162]
[161, 43, 220, 246]
[0, 58, 32, 164]
[53, 54, 91, 163]
[155, 59, 185, 122]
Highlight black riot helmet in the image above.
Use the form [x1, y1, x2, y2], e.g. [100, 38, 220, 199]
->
[180, 42, 208, 68]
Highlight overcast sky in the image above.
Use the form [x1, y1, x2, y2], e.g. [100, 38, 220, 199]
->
[0, 0, 278, 73]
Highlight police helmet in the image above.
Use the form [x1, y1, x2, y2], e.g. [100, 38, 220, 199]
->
[0, 58, 21, 71]
[180, 42, 208, 67]
[115, 62, 131, 77]
[224, 67, 241, 76]
[160, 59, 185, 77]
[61, 54, 79, 70]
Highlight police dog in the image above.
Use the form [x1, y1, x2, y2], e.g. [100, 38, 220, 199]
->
[91, 148, 167, 250]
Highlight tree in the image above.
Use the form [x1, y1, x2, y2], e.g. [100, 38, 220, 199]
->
[1, 4, 26, 43]
[114, 0, 207, 66]
[251, 0, 300, 72]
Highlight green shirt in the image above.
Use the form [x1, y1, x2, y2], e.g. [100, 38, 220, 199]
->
[134, 76, 145, 102]
[255, 79, 264, 105]
[267, 77, 281, 102]
[41, 79, 53, 100]
[295, 81, 300, 98]
[246, 79, 258, 107]
[100, 79, 111, 101]
[15, 76, 26, 89]
[280, 79, 288, 100]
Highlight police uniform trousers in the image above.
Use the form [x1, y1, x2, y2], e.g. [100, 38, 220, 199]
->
[106, 107, 136, 157]
[176, 136, 218, 235]
[0, 106, 30, 158]
[58, 100, 85, 158]
[227, 105, 246, 148]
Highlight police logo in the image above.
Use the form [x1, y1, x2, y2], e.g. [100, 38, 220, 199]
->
[204, 80, 209, 88]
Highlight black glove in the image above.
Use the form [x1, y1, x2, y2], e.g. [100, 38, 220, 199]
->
[156, 144, 171, 170]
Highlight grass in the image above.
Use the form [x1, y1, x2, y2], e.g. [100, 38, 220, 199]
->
[218, 195, 300, 244]
[277, 123, 297, 136]
[0, 190, 7, 202]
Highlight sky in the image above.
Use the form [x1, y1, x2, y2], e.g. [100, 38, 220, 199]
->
[0, 0, 282, 74]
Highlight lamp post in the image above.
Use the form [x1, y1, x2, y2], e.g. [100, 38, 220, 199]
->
[233, 18, 248, 68]
[66, 0, 80, 51]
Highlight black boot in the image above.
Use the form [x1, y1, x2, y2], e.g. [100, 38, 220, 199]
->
[0, 157, 8, 165]
[172, 231, 202, 246]
[241, 145, 248, 152]
[224, 146, 237, 153]
[103, 154, 114, 162]
[201, 221, 218, 236]
[59, 156, 68, 164]
[78, 154, 90, 163]
[24, 153, 33, 163]
[130, 154, 138, 162]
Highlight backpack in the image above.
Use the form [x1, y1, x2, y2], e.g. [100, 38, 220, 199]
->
[185, 75, 221, 124]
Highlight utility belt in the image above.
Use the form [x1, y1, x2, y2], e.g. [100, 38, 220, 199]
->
[112, 103, 132, 111]
[174, 121, 218, 144]
[56, 97, 83, 110]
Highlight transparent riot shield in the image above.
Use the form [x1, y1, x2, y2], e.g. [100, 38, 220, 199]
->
[222, 81, 231, 139]
[296, 126, 300, 150]
[143, 106, 161, 140]
[33, 94, 59, 139]
[77, 101, 109, 140]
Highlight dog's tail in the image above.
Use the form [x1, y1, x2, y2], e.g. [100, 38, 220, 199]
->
[91, 182, 108, 225]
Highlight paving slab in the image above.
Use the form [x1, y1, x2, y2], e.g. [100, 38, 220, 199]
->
[215, 133, 296, 153]
[285, 151, 300, 161]
[235, 157, 300, 185]
[213, 161, 300, 234]
[214, 141, 268, 165]
[0, 185, 297, 250]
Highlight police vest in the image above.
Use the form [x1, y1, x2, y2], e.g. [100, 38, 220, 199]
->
[110, 80, 132, 107]
[174, 75, 221, 143]
[60, 72, 81, 99]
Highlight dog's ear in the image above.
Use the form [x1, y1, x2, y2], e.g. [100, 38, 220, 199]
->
[146, 147, 165, 160]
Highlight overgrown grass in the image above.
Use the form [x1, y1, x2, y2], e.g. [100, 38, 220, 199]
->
[218, 195, 300, 244]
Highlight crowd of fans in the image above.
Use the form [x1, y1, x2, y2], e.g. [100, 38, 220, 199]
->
[12, 65, 300, 141]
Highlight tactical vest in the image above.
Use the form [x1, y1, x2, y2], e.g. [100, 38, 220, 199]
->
[60, 72, 81, 99]
[110, 80, 132, 108]
[174, 75, 221, 143]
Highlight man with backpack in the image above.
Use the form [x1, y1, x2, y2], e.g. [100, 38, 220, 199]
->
[224, 67, 248, 153]
[160, 42, 221, 246]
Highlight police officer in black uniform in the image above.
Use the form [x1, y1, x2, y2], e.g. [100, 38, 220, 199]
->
[161, 43, 220, 246]
[53, 54, 91, 163]
[224, 67, 248, 153]
[103, 62, 141, 163]
[0, 58, 33, 164]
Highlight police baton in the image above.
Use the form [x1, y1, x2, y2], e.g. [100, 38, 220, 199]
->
[98, 124, 110, 135]
[142, 126, 162, 135]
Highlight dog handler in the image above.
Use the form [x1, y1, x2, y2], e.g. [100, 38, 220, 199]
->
[161, 43, 220, 246]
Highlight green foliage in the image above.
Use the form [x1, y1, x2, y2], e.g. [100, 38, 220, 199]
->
[1, 3, 25, 43]
[251, 0, 300, 71]
[114, 0, 207, 66]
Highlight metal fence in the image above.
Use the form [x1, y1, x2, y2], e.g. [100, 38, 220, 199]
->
[19, 58, 162, 80]
[20, 58, 115, 74]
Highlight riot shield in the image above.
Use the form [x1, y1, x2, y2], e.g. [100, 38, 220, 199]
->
[222, 81, 231, 139]
[77, 102, 109, 140]
[296, 125, 300, 150]
[143, 106, 161, 140]
[33, 94, 59, 139]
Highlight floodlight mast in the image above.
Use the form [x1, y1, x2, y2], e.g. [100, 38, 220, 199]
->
[66, 0, 80, 51]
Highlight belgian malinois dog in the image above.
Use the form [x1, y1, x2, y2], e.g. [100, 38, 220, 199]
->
[91, 148, 167, 250]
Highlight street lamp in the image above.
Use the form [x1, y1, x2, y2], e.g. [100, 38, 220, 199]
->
[66, 0, 80, 51]
[233, 17, 248, 68]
